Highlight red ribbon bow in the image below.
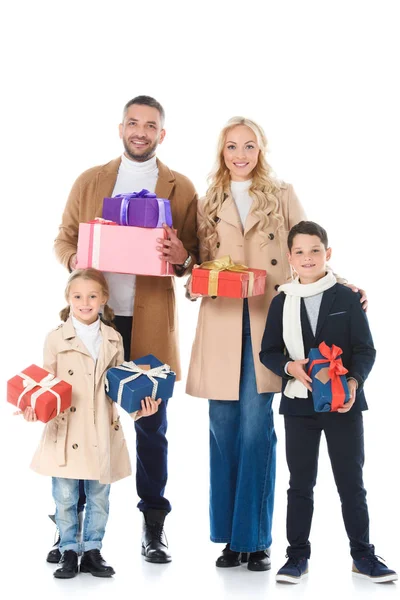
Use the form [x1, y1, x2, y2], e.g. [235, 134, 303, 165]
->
[308, 341, 348, 411]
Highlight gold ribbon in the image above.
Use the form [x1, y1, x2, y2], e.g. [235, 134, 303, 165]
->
[199, 255, 254, 296]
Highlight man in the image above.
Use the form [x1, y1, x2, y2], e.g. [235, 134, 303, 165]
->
[50, 96, 198, 565]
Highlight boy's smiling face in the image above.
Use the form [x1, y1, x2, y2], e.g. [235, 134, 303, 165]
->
[288, 234, 332, 283]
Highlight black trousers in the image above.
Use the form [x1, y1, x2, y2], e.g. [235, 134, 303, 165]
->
[284, 411, 374, 560]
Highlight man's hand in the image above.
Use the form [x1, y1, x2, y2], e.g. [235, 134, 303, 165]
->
[346, 284, 368, 312]
[156, 224, 188, 265]
[337, 379, 357, 413]
[137, 396, 162, 418]
[69, 254, 77, 271]
[287, 358, 313, 392]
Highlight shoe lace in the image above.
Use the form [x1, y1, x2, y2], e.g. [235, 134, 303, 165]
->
[361, 554, 386, 566]
[285, 555, 305, 569]
[149, 521, 164, 542]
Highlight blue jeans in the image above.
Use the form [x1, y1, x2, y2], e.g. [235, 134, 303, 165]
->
[209, 300, 277, 553]
[52, 478, 110, 554]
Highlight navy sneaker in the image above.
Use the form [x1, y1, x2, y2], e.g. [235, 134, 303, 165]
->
[352, 555, 398, 583]
[276, 556, 309, 584]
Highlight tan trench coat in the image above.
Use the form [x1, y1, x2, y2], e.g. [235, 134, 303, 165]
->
[30, 318, 132, 484]
[54, 158, 199, 380]
[185, 183, 306, 400]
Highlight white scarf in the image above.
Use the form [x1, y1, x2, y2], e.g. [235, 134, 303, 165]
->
[278, 270, 337, 398]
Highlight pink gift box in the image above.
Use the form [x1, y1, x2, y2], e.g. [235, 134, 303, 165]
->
[76, 220, 173, 276]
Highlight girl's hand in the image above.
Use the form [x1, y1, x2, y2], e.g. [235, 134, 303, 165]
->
[17, 406, 38, 422]
[287, 359, 313, 392]
[137, 397, 162, 418]
[346, 284, 368, 312]
[337, 379, 357, 413]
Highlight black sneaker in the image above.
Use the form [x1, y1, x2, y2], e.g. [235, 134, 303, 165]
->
[352, 555, 398, 583]
[276, 556, 308, 584]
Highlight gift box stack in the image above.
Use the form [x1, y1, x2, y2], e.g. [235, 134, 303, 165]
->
[77, 189, 174, 276]
[307, 342, 351, 412]
[7, 364, 72, 423]
[105, 354, 176, 414]
[191, 255, 266, 299]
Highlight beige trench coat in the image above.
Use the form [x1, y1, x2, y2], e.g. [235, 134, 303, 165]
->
[53, 158, 199, 380]
[185, 183, 306, 400]
[31, 318, 132, 484]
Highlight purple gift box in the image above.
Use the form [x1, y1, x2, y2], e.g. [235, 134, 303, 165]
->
[102, 189, 173, 228]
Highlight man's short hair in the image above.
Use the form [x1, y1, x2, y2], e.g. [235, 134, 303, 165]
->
[122, 96, 165, 127]
[287, 221, 329, 251]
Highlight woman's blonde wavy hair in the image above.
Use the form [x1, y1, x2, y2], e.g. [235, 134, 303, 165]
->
[60, 268, 116, 328]
[198, 116, 283, 258]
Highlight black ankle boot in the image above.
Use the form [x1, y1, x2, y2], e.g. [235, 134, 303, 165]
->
[216, 544, 249, 568]
[141, 509, 171, 563]
[53, 550, 79, 579]
[80, 549, 115, 577]
[247, 549, 271, 571]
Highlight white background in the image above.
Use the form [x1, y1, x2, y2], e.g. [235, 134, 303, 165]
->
[0, 1, 399, 599]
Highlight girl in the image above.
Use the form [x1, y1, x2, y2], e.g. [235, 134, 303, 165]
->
[24, 268, 161, 579]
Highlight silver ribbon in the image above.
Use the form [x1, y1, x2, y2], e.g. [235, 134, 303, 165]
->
[17, 372, 62, 414]
[105, 361, 173, 404]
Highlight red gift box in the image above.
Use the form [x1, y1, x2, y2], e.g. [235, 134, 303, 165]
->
[7, 364, 72, 423]
[191, 256, 266, 298]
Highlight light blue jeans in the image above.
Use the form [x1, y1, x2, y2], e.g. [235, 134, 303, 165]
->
[52, 477, 110, 554]
[209, 300, 277, 552]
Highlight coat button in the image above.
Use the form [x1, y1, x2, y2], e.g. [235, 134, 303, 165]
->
[114, 425, 120, 431]
[216, 242, 220, 248]
[271, 259, 278, 266]
[70, 406, 76, 413]
[68, 369, 74, 376]
[274, 284, 279, 291]
[268, 233, 275, 240]
[72, 444, 78, 449]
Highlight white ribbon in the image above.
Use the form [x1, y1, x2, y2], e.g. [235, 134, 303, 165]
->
[17, 372, 62, 414]
[91, 223, 102, 269]
[105, 361, 174, 405]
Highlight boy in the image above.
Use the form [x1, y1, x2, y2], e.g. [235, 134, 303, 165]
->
[259, 221, 397, 584]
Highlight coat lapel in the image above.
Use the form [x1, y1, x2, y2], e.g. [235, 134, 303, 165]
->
[300, 299, 315, 347]
[155, 159, 175, 200]
[95, 322, 120, 385]
[314, 285, 337, 342]
[59, 317, 92, 357]
[217, 194, 243, 230]
[95, 158, 121, 215]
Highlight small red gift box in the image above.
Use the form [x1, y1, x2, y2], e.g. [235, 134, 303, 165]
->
[191, 256, 266, 298]
[7, 364, 72, 423]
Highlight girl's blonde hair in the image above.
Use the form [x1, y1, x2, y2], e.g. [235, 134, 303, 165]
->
[60, 268, 115, 326]
[198, 116, 283, 258]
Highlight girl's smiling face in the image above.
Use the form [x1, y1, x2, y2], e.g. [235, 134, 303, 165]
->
[68, 278, 107, 324]
[288, 234, 332, 283]
[223, 125, 260, 182]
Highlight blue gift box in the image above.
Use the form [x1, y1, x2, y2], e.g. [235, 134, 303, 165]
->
[308, 343, 351, 412]
[105, 354, 176, 414]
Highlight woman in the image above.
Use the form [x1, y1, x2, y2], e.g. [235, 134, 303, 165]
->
[186, 117, 306, 571]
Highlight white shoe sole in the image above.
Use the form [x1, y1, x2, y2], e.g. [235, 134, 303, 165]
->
[352, 571, 398, 583]
[276, 572, 308, 584]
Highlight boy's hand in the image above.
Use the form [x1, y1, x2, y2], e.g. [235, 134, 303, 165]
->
[337, 379, 357, 413]
[16, 406, 38, 422]
[137, 396, 162, 418]
[287, 359, 313, 392]
[346, 284, 368, 312]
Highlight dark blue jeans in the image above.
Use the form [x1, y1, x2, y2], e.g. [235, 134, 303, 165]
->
[208, 300, 277, 552]
[114, 315, 171, 513]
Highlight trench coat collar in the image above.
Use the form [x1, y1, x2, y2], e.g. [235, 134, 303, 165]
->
[95, 156, 175, 201]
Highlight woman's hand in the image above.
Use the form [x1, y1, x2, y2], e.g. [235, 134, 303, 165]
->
[287, 359, 313, 392]
[137, 396, 162, 418]
[346, 284, 368, 312]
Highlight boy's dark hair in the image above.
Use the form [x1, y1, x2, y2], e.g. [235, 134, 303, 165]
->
[287, 221, 329, 251]
[122, 95, 165, 127]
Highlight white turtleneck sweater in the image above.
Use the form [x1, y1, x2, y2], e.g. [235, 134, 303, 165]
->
[104, 154, 159, 316]
[71, 315, 102, 361]
[230, 179, 253, 229]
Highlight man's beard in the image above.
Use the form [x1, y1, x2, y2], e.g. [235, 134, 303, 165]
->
[123, 136, 158, 162]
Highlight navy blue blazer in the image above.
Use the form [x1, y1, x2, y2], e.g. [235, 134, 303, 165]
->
[259, 283, 376, 415]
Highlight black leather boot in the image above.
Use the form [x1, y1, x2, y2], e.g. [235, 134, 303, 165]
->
[247, 549, 271, 571]
[216, 544, 249, 568]
[80, 549, 115, 577]
[53, 550, 79, 579]
[141, 509, 171, 563]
